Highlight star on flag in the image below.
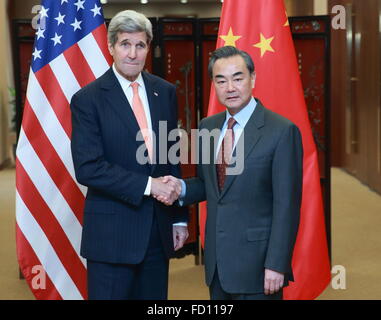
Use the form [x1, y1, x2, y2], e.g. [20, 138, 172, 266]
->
[32, 47, 42, 60]
[219, 27, 241, 47]
[284, 11, 289, 27]
[74, 0, 85, 11]
[36, 28, 45, 40]
[91, 4, 102, 17]
[55, 12, 65, 26]
[71, 18, 82, 31]
[253, 33, 275, 57]
[51, 32, 62, 46]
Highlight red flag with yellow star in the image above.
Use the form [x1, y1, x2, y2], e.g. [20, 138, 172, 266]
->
[201, 0, 331, 300]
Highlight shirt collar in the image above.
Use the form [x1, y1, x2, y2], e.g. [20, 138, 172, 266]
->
[225, 97, 257, 128]
[112, 63, 145, 90]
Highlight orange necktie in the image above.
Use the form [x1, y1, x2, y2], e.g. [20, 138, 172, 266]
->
[130, 82, 152, 161]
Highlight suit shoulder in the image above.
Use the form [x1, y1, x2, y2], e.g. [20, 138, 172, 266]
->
[143, 72, 176, 91]
[263, 106, 299, 131]
[199, 111, 225, 128]
[71, 69, 109, 102]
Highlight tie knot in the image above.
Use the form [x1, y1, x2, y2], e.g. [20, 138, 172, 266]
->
[227, 117, 237, 130]
[131, 82, 139, 92]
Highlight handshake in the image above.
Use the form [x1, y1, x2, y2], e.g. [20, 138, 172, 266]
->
[151, 176, 182, 206]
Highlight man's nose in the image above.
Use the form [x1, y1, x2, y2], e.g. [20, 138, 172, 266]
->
[127, 45, 137, 59]
[227, 80, 235, 92]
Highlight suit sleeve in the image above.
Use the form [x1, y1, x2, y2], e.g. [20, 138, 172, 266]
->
[182, 119, 207, 206]
[182, 168, 206, 206]
[70, 91, 148, 207]
[167, 87, 189, 223]
[264, 123, 303, 274]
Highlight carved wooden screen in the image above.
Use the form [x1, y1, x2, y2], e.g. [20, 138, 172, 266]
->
[198, 18, 220, 119]
[156, 18, 199, 255]
[12, 20, 35, 137]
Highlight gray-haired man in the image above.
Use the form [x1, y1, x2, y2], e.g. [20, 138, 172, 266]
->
[70, 10, 188, 300]
[160, 46, 303, 300]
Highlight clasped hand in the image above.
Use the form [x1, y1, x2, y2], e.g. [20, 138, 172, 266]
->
[151, 176, 181, 206]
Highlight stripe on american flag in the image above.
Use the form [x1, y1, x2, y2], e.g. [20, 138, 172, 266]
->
[34, 66, 72, 138]
[78, 32, 111, 77]
[16, 224, 63, 300]
[92, 24, 114, 66]
[26, 71, 77, 182]
[49, 55, 82, 110]
[16, 160, 87, 296]
[16, 190, 84, 300]
[18, 126, 84, 234]
[16, 0, 111, 300]
[64, 44, 96, 87]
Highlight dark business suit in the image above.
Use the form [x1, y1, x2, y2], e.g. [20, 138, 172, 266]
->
[70, 68, 187, 299]
[182, 99, 303, 298]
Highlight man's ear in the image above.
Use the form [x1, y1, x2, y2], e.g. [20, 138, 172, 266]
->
[251, 72, 256, 89]
[108, 42, 114, 56]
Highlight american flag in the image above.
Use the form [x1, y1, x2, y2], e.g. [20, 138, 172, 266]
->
[15, 0, 112, 300]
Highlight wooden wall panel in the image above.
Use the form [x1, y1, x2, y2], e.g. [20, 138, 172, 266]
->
[366, 0, 381, 193]
[330, 0, 348, 167]
[158, 19, 199, 248]
[285, 0, 314, 16]
[329, 0, 381, 194]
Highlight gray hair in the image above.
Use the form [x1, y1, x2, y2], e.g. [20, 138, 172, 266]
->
[208, 46, 255, 78]
[108, 10, 153, 47]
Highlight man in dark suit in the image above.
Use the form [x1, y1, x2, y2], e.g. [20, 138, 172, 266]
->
[160, 46, 303, 300]
[70, 10, 188, 300]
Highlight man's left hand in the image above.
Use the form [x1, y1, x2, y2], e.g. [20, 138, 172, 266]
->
[173, 226, 189, 251]
[264, 268, 284, 295]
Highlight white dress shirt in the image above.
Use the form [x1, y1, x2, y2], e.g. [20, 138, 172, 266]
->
[112, 64, 153, 195]
[215, 96, 257, 158]
[112, 65, 186, 227]
[179, 97, 257, 200]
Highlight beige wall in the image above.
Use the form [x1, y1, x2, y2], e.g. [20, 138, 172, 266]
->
[10, 0, 37, 19]
[0, 0, 14, 167]
[314, 0, 328, 15]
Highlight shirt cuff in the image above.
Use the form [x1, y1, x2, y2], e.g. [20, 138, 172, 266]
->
[173, 222, 188, 227]
[144, 176, 152, 196]
[180, 179, 186, 198]
[177, 179, 186, 206]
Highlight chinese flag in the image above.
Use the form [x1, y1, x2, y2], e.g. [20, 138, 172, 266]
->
[200, 0, 331, 299]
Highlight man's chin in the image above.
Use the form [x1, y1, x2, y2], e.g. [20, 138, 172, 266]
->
[124, 71, 141, 81]
[225, 99, 241, 108]
[225, 103, 239, 110]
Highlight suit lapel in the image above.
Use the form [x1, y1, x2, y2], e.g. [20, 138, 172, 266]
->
[219, 100, 265, 199]
[101, 68, 142, 139]
[101, 68, 152, 168]
[142, 72, 159, 173]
